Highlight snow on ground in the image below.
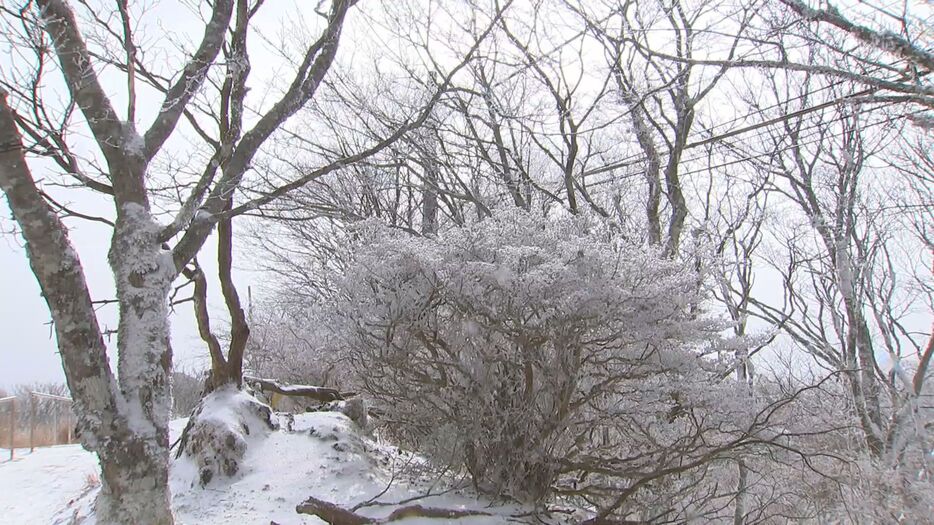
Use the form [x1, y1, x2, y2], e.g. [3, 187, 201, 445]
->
[0, 411, 525, 525]
[0, 445, 99, 524]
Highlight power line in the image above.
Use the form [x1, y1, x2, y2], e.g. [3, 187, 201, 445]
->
[584, 106, 919, 191]
[580, 84, 890, 180]
[679, 109, 919, 178]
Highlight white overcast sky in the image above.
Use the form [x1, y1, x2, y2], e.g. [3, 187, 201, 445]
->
[0, 215, 227, 389]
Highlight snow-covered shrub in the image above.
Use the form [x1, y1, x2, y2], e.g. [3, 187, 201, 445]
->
[333, 209, 751, 506]
[245, 302, 346, 390]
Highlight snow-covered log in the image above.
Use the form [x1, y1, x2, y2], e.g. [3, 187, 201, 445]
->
[244, 376, 347, 402]
[295, 496, 493, 524]
[295, 497, 370, 525]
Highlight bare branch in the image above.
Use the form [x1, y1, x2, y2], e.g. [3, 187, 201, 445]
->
[780, 0, 934, 72]
[36, 0, 126, 163]
[142, 0, 234, 159]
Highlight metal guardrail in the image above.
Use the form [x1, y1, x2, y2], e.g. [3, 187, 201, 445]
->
[30, 391, 71, 402]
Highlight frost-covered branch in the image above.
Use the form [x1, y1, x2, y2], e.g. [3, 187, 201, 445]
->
[36, 0, 126, 165]
[244, 376, 345, 402]
[296, 496, 494, 524]
[779, 0, 934, 73]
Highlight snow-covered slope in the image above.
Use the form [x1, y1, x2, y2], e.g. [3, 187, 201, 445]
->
[0, 412, 524, 525]
[0, 446, 99, 524]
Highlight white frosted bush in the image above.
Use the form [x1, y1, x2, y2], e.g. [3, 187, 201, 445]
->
[333, 210, 747, 505]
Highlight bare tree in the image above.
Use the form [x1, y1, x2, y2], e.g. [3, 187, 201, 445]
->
[194, 0, 933, 519]
[569, 0, 757, 256]
[722, 67, 934, 520]
[0, 0, 505, 521]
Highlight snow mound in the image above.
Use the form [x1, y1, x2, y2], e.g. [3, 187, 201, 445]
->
[176, 387, 278, 486]
[171, 409, 522, 524]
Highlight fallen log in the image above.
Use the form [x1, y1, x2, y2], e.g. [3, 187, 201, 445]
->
[386, 504, 494, 521]
[296, 496, 494, 524]
[296, 496, 372, 525]
[244, 376, 348, 402]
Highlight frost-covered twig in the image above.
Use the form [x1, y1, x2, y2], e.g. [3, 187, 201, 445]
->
[351, 453, 413, 511]
[352, 485, 457, 512]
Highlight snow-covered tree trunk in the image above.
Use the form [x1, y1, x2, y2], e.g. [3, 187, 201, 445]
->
[95, 440, 173, 525]
[0, 91, 175, 524]
[418, 124, 440, 236]
[103, 207, 176, 524]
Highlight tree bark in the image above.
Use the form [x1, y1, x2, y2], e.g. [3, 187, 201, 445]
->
[0, 90, 174, 524]
[217, 203, 249, 387]
[95, 445, 172, 524]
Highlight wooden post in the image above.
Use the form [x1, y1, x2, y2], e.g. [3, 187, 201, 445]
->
[8, 398, 14, 460]
[29, 394, 36, 452]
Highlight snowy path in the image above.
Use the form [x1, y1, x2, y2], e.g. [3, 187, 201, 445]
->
[170, 412, 513, 524]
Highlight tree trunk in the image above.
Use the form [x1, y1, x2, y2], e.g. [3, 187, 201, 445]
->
[0, 90, 175, 524]
[733, 459, 747, 525]
[188, 204, 249, 392]
[620, 87, 662, 246]
[105, 183, 176, 523]
[96, 441, 173, 525]
[216, 205, 249, 387]
[421, 169, 439, 236]
[662, 107, 693, 258]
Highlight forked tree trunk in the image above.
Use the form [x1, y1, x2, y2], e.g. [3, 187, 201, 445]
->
[189, 209, 250, 393]
[0, 91, 175, 524]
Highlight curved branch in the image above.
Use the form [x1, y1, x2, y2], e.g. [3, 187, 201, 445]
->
[36, 0, 125, 164]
